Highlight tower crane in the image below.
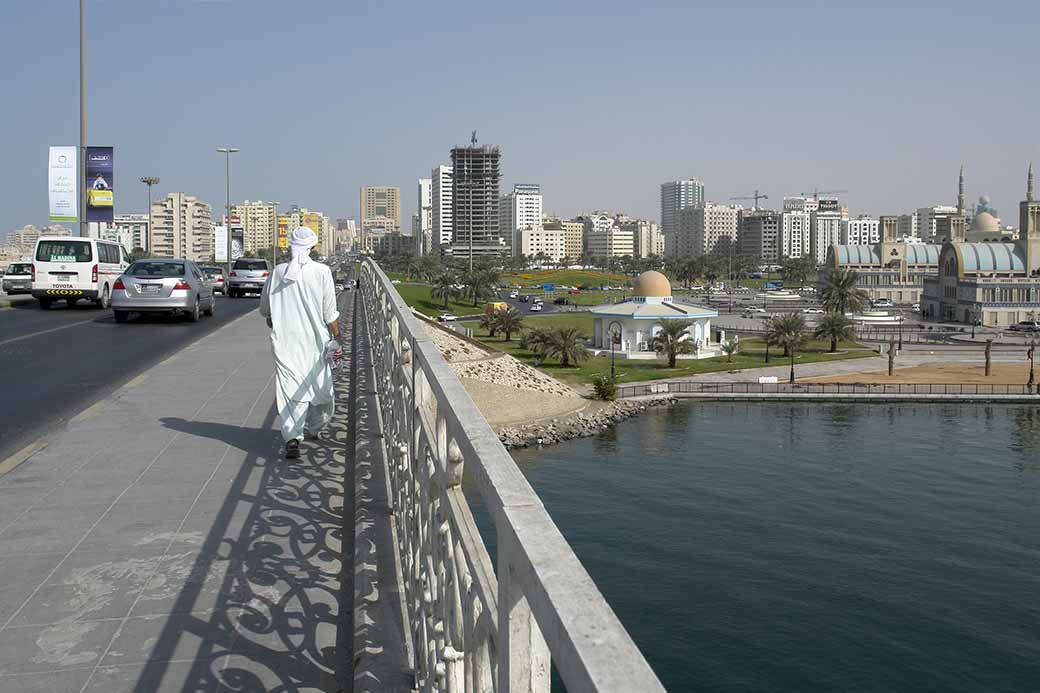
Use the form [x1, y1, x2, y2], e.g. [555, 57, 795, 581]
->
[730, 190, 769, 208]
[799, 188, 848, 200]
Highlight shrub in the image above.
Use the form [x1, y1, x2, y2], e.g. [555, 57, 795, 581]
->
[592, 373, 618, 401]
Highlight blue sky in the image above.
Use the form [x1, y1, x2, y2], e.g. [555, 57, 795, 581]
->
[3, 0, 1039, 232]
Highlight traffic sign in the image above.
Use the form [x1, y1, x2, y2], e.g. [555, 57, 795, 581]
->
[543, 283, 555, 293]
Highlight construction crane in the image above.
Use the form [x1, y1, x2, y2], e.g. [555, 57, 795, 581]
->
[799, 188, 848, 200]
[730, 190, 769, 208]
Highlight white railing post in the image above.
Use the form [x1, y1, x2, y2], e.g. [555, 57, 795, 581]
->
[497, 526, 550, 693]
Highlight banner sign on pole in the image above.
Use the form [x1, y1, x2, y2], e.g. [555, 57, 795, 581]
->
[48, 146, 78, 222]
[85, 146, 114, 222]
[214, 225, 228, 263]
[277, 217, 289, 249]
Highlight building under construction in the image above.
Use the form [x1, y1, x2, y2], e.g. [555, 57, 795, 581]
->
[449, 139, 503, 262]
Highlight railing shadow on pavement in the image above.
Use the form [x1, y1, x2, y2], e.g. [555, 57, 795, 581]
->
[138, 360, 355, 690]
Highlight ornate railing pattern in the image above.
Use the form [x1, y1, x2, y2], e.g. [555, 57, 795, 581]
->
[359, 259, 663, 692]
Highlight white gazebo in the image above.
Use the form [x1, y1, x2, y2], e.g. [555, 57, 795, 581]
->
[589, 271, 721, 360]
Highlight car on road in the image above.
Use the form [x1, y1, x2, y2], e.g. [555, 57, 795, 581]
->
[509, 290, 519, 299]
[802, 307, 825, 314]
[335, 284, 345, 291]
[227, 258, 270, 297]
[742, 307, 767, 317]
[519, 295, 530, 303]
[391, 279, 401, 285]
[2, 262, 33, 295]
[200, 266, 227, 294]
[31, 236, 131, 310]
[912, 303, 921, 313]
[872, 298, 895, 308]
[1009, 320, 1040, 332]
[112, 259, 216, 323]
[553, 297, 570, 305]
[530, 303, 543, 312]
[568, 289, 582, 295]
[437, 313, 457, 322]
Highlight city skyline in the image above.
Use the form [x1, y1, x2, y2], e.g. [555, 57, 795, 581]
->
[2, 1, 1039, 231]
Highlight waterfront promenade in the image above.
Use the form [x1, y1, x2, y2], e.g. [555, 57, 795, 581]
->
[0, 297, 364, 691]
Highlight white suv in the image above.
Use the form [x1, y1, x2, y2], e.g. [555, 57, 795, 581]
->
[228, 259, 270, 297]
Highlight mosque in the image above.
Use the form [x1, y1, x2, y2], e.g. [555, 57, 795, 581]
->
[921, 165, 1040, 326]
[588, 271, 721, 359]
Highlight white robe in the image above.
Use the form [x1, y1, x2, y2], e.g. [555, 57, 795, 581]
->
[259, 260, 340, 415]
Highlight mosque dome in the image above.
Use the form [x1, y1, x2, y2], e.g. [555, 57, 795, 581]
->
[633, 270, 672, 297]
[972, 211, 999, 234]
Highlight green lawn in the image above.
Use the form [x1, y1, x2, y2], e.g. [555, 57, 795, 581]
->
[393, 283, 485, 317]
[472, 313, 875, 386]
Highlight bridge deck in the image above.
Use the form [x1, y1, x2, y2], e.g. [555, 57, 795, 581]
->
[0, 293, 361, 692]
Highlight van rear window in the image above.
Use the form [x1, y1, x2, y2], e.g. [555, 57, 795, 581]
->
[36, 240, 92, 263]
[6, 263, 31, 275]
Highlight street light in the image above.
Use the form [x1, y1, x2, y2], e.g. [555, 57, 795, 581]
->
[216, 147, 239, 273]
[140, 177, 159, 255]
[609, 325, 620, 380]
[1029, 339, 1036, 388]
[268, 201, 280, 268]
[79, 0, 87, 238]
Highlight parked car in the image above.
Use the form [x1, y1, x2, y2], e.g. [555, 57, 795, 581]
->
[31, 236, 130, 309]
[1009, 320, 1040, 332]
[112, 259, 216, 323]
[391, 279, 401, 284]
[911, 303, 921, 313]
[872, 298, 895, 308]
[568, 289, 582, 295]
[530, 303, 543, 312]
[437, 313, 457, 322]
[227, 258, 270, 297]
[802, 307, 825, 314]
[2, 262, 33, 295]
[200, 266, 227, 294]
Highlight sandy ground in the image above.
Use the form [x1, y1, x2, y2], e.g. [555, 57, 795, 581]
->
[805, 362, 1034, 384]
[459, 378, 588, 427]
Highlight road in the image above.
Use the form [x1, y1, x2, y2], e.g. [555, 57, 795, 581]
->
[0, 295, 260, 464]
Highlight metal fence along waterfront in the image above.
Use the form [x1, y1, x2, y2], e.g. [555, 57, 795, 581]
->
[617, 381, 1040, 398]
[360, 258, 664, 692]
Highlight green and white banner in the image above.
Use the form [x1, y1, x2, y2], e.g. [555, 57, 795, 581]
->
[48, 146, 78, 222]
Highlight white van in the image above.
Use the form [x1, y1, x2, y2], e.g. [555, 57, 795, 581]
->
[31, 236, 131, 309]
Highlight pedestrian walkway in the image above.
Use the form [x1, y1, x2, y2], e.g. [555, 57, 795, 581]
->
[0, 294, 356, 691]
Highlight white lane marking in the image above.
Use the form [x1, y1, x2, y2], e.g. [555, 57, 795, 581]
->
[0, 318, 99, 348]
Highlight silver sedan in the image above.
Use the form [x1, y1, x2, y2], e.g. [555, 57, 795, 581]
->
[111, 259, 216, 323]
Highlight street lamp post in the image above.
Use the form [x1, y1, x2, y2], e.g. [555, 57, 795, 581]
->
[79, 0, 87, 238]
[268, 201, 280, 268]
[898, 312, 904, 350]
[609, 326, 620, 380]
[140, 177, 159, 255]
[1029, 339, 1036, 388]
[217, 148, 239, 273]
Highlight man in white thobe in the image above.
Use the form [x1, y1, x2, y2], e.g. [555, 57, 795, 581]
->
[260, 226, 342, 459]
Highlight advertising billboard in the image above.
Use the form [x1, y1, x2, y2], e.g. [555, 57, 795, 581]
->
[817, 199, 840, 213]
[48, 146, 78, 222]
[214, 225, 228, 263]
[85, 146, 114, 222]
[277, 217, 289, 249]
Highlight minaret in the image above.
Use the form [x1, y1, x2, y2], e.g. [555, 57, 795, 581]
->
[1028, 162, 1034, 202]
[957, 165, 965, 215]
[1021, 162, 1040, 274]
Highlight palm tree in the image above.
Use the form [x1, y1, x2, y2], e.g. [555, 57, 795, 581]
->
[430, 271, 458, 309]
[721, 338, 740, 363]
[494, 308, 524, 342]
[520, 327, 551, 364]
[462, 269, 497, 306]
[766, 313, 808, 383]
[813, 312, 855, 353]
[650, 320, 695, 368]
[479, 311, 499, 338]
[542, 327, 589, 367]
[821, 267, 869, 316]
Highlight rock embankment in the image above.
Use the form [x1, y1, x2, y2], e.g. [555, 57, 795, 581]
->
[498, 397, 679, 449]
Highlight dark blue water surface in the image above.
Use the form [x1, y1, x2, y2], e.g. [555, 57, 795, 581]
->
[474, 403, 1040, 691]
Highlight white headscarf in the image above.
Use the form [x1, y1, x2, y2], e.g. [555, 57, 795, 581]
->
[285, 226, 318, 282]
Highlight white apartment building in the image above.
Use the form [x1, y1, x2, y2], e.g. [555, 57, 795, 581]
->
[431, 165, 453, 251]
[677, 203, 741, 257]
[916, 206, 958, 242]
[622, 219, 663, 258]
[780, 211, 811, 259]
[585, 224, 634, 258]
[518, 227, 566, 263]
[500, 184, 543, 256]
[232, 200, 278, 253]
[88, 215, 148, 251]
[811, 211, 844, 264]
[660, 179, 705, 254]
[543, 216, 584, 259]
[417, 178, 432, 255]
[842, 217, 880, 246]
[783, 196, 820, 215]
[149, 192, 214, 262]
[6, 224, 71, 256]
[579, 213, 617, 256]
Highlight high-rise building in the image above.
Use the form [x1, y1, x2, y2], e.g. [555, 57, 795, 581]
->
[417, 178, 433, 255]
[810, 200, 845, 264]
[916, 205, 958, 242]
[585, 223, 634, 258]
[231, 200, 278, 253]
[783, 196, 820, 215]
[281, 207, 335, 255]
[739, 210, 781, 262]
[335, 218, 357, 253]
[661, 179, 705, 255]
[149, 192, 214, 262]
[360, 186, 401, 234]
[6, 224, 71, 256]
[677, 203, 740, 257]
[621, 219, 663, 258]
[112, 214, 149, 251]
[518, 227, 566, 263]
[897, 213, 919, 241]
[780, 211, 811, 259]
[431, 165, 453, 252]
[842, 217, 880, 246]
[450, 142, 502, 261]
[542, 216, 584, 261]
[499, 184, 543, 256]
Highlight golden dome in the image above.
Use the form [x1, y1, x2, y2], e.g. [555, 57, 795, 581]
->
[633, 270, 671, 297]
[972, 212, 999, 234]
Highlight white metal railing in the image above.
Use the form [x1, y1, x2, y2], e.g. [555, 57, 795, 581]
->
[359, 259, 664, 692]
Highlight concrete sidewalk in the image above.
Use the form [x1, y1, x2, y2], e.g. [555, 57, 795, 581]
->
[0, 298, 355, 691]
